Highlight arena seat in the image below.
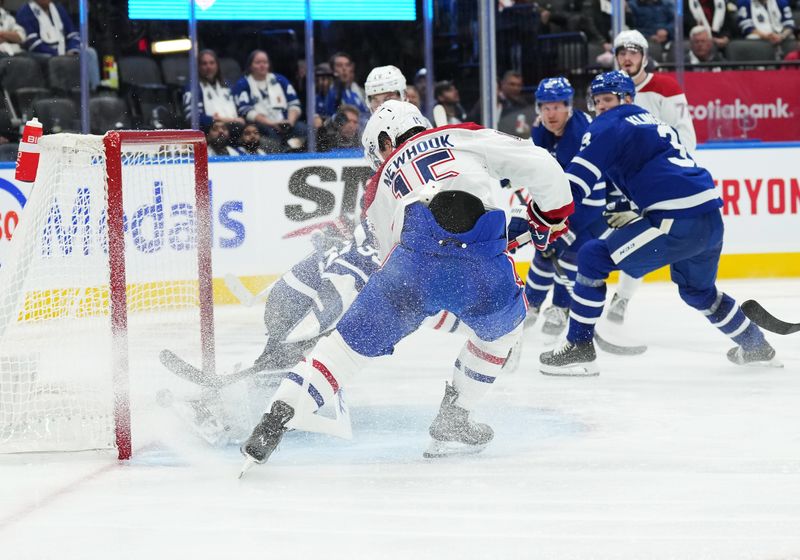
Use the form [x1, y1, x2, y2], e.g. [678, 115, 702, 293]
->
[48, 55, 81, 96]
[218, 57, 242, 85]
[89, 96, 131, 134]
[118, 55, 174, 129]
[160, 55, 190, 87]
[32, 98, 80, 134]
[726, 39, 776, 62]
[2, 56, 50, 121]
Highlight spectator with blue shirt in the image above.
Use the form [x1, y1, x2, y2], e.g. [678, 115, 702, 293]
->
[628, 0, 675, 48]
[312, 62, 334, 129]
[16, 0, 100, 89]
[232, 49, 305, 151]
[737, 0, 796, 57]
[324, 52, 368, 119]
[183, 49, 244, 133]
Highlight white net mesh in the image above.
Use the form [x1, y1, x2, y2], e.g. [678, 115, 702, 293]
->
[0, 133, 209, 455]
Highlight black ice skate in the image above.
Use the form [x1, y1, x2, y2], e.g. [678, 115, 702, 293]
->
[239, 400, 294, 477]
[424, 383, 493, 458]
[606, 293, 629, 324]
[727, 342, 783, 368]
[539, 339, 599, 376]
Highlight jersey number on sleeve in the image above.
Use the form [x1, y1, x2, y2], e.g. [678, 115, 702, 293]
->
[392, 149, 459, 198]
[657, 124, 695, 168]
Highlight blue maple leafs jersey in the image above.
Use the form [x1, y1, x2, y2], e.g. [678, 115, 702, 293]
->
[565, 104, 722, 219]
[532, 109, 592, 169]
[532, 110, 605, 234]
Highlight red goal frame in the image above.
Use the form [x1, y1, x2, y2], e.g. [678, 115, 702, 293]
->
[103, 130, 215, 460]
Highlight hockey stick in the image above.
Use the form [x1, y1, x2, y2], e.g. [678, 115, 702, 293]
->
[593, 330, 648, 355]
[742, 300, 800, 335]
[224, 274, 274, 307]
[159, 349, 282, 389]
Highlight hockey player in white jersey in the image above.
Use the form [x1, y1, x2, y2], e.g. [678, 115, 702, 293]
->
[364, 65, 407, 113]
[607, 30, 699, 326]
[240, 100, 573, 468]
[614, 30, 696, 152]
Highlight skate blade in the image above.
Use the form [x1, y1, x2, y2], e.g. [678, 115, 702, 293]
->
[739, 357, 784, 369]
[423, 439, 488, 459]
[238, 457, 257, 479]
[539, 361, 600, 377]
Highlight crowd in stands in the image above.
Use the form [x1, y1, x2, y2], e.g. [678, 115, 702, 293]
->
[0, 0, 796, 160]
[499, 0, 798, 66]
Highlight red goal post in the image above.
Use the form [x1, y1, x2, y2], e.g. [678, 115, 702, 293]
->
[105, 130, 214, 459]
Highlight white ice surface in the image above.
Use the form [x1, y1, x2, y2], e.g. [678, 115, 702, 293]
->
[2, 278, 800, 560]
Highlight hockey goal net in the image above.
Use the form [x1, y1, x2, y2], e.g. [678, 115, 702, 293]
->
[0, 131, 214, 460]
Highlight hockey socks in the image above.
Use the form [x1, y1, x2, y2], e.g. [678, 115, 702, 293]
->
[524, 253, 555, 309]
[452, 328, 520, 410]
[701, 292, 767, 352]
[566, 273, 607, 344]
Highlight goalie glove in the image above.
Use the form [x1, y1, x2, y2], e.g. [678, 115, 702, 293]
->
[603, 199, 639, 229]
[508, 201, 569, 252]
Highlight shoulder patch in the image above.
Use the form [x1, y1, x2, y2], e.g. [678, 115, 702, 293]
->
[639, 74, 684, 98]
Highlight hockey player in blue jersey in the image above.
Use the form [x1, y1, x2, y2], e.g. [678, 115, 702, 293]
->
[539, 71, 779, 376]
[520, 77, 607, 339]
[252, 219, 381, 372]
[240, 100, 573, 470]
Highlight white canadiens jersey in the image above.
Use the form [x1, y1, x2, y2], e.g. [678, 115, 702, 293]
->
[363, 123, 572, 259]
[634, 73, 697, 153]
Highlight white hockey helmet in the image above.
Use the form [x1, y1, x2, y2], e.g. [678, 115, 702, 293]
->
[362, 100, 431, 170]
[364, 65, 408, 113]
[613, 30, 648, 58]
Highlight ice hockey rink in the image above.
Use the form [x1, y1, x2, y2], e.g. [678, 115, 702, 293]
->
[1, 277, 799, 560]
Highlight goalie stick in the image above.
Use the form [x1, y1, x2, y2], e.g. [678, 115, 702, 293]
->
[741, 300, 800, 335]
[224, 274, 274, 307]
[159, 349, 281, 389]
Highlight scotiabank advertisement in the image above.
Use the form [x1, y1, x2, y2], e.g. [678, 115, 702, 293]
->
[668, 70, 800, 143]
[0, 146, 798, 280]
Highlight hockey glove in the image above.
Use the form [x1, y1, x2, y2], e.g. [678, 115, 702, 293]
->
[603, 199, 639, 229]
[509, 202, 569, 252]
[541, 228, 577, 260]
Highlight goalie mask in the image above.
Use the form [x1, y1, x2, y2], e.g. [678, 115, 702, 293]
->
[362, 100, 431, 170]
[364, 65, 408, 113]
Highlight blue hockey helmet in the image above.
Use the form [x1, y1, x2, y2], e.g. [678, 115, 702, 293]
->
[589, 71, 636, 101]
[535, 77, 574, 104]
